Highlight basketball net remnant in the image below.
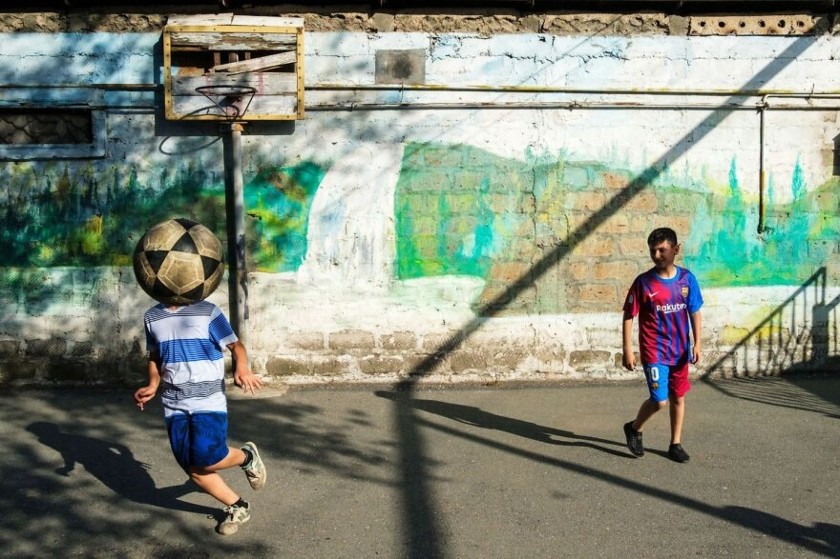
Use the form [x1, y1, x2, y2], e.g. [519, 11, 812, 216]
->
[196, 85, 257, 120]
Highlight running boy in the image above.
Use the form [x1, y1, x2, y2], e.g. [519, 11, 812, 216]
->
[134, 299, 267, 535]
[621, 227, 703, 463]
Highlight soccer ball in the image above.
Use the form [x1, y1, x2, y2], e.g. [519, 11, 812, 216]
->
[133, 218, 225, 306]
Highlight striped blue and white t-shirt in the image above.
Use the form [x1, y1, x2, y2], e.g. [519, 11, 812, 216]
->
[144, 301, 238, 417]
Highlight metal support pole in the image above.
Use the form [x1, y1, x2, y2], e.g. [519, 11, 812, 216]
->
[223, 122, 249, 345]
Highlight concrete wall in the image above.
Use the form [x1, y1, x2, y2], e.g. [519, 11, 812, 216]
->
[1, 26, 839, 386]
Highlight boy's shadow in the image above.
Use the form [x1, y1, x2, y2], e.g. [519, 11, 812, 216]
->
[375, 392, 629, 458]
[27, 422, 217, 517]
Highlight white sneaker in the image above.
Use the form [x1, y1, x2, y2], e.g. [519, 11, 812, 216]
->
[241, 441, 267, 490]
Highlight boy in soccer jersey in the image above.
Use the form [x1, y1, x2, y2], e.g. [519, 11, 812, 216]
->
[133, 299, 267, 535]
[621, 227, 703, 463]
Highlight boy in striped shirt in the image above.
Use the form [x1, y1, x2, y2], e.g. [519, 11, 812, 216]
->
[134, 299, 267, 534]
[621, 227, 703, 463]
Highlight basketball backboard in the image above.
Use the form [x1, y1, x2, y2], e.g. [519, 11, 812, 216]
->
[163, 14, 304, 121]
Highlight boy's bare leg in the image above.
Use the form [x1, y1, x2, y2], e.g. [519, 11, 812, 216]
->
[189, 448, 247, 506]
[208, 447, 247, 470]
[633, 399, 666, 431]
[669, 395, 685, 444]
[190, 470, 239, 505]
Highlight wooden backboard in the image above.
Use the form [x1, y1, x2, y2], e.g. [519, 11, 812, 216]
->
[163, 15, 304, 121]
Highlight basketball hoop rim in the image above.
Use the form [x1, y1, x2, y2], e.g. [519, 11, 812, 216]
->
[195, 85, 258, 120]
[195, 85, 258, 96]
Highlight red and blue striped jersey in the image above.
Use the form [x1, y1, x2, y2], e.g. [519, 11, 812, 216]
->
[623, 266, 703, 366]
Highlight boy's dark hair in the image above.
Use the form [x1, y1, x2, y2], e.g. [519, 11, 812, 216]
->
[647, 227, 678, 247]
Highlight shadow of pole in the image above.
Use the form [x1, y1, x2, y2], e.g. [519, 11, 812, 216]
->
[419, 414, 840, 557]
[386, 35, 820, 559]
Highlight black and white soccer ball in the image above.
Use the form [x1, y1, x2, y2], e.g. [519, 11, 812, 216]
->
[132, 218, 224, 306]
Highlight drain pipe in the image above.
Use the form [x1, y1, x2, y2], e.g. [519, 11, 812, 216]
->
[758, 95, 769, 234]
[755, 93, 840, 235]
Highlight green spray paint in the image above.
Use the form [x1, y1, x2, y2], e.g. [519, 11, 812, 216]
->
[395, 143, 510, 279]
[3, 139, 839, 315]
[0, 159, 323, 272]
[712, 157, 752, 278]
[395, 143, 840, 294]
[245, 160, 325, 272]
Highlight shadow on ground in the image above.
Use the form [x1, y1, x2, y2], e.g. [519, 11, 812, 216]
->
[27, 421, 217, 517]
[376, 391, 628, 457]
[0, 388, 391, 557]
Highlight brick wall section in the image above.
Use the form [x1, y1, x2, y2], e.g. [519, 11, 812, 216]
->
[401, 147, 695, 315]
[381, 332, 418, 351]
[4, 175, 819, 386]
[0, 340, 20, 358]
[0, 337, 147, 385]
[328, 330, 376, 352]
[0, 150, 833, 387]
[0, 317, 830, 385]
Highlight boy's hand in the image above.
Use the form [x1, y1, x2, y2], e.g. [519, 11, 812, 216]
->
[134, 385, 157, 411]
[622, 348, 636, 371]
[234, 368, 263, 395]
[691, 344, 702, 364]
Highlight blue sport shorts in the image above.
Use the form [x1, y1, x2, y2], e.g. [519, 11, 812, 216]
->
[165, 411, 229, 473]
[643, 362, 690, 403]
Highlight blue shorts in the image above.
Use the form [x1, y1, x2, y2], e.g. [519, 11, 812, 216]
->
[165, 411, 230, 473]
[643, 362, 690, 403]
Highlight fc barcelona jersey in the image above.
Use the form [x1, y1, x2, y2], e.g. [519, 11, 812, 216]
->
[623, 266, 703, 366]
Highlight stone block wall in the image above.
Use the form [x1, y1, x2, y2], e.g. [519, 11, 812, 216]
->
[2, 10, 838, 36]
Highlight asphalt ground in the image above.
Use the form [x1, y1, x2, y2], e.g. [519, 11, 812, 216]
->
[2, 373, 839, 558]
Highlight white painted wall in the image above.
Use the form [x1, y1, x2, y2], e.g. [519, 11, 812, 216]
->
[0, 32, 838, 384]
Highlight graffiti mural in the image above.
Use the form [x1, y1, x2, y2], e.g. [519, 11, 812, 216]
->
[686, 156, 839, 287]
[393, 142, 840, 308]
[245, 160, 326, 272]
[2, 139, 838, 316]
[0, 159, 324, 272]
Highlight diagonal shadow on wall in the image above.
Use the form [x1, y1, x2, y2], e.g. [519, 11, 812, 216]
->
[385, 34, 821, 559]
[702, 266, 840, 416]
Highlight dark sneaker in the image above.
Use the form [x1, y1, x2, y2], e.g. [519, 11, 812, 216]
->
[216, 502, 250, 535]
[668, 443, 690, 463]
[241, 441, 267, 490]
[623, 421, 644, 457]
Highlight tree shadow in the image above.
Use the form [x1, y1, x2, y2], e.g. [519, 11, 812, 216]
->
[1, 388, 390, 556]
[376, 391, 628, 457]
[226, 395, 394, 484]
[26, 421, 218, 518]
